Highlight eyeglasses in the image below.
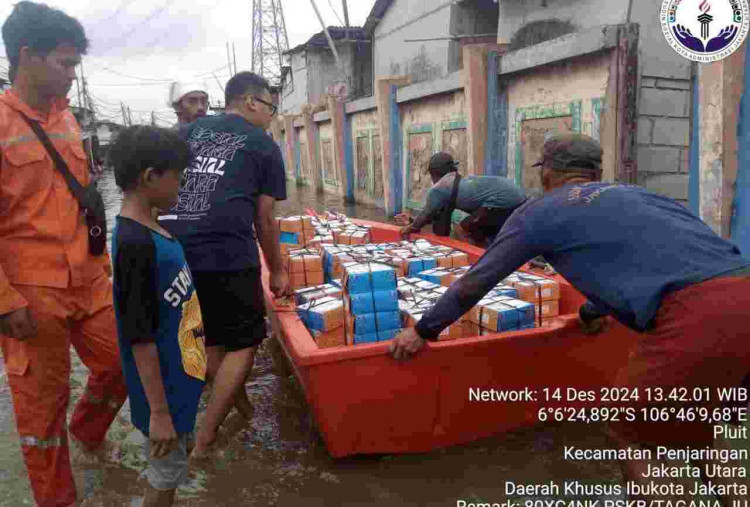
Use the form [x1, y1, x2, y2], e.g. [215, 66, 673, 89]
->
[249, 96, 277, 116]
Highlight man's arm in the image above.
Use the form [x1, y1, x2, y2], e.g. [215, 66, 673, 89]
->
[403, 188, 445, 233]
[132, 343, 177, 458]
[255, 195, 288, 297]
[0, 149, 33, 339]
[254, 141, 289, 297]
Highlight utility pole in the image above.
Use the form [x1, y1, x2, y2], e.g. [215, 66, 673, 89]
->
[127, 106, 133, 126]
[232, 42, 238, 76]
[151, 111, 156, 126]
[309, 0, 345, 79]
[120, 102, 128, 125]
[226, 42, 233, 77]
[342, 0, 350, 38]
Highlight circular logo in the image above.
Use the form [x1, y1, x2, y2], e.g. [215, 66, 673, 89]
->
[661, 0, 749, 62]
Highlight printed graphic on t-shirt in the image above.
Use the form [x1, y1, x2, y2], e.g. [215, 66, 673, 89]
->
[164, 264, 207, 381]
[178, 291, 207, 381]
[171, 126, 248, 216]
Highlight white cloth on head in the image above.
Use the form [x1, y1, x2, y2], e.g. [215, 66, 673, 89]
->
[167, 81, 209, 108]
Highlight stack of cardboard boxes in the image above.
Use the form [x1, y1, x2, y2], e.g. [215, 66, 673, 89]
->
[342, 263, 401, 345]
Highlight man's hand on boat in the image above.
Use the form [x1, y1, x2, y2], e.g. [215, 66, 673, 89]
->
[270, 269, 290, 298]
[388, 327, 426, 361]
[393, 211, 413, 226]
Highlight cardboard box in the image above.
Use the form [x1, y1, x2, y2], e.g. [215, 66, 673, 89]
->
[417, 268, 452, 286]
[346, 310, 401, 335]
[497, 297, 536, 328]
[435, 251, 470, 269]
[279, 215, 314, 234]
[290, 270, 324, 290]
[312, 327, 346, 349]
[342, 263, 397, 294]
[287, 253, 324, 274]
[297, 297, 344, 332]
[402, 304, 462, 340]
[294, 284, 342, 306]
[345, 290, 399, 315]
[535, 300, 560, 319]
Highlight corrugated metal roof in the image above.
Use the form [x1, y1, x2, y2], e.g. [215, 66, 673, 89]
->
[285, 26, 368, 55]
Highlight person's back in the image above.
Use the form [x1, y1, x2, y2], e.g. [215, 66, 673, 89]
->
[163, 112, 282, 270]
[511, 182, 749, 330]
[428, 173, 526, 214]
[400, 151, 526, 246]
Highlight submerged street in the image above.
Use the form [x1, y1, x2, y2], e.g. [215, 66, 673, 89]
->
[0, 170, 745, 506]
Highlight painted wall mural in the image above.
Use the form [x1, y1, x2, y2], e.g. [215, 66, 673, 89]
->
[510, 98, 603, 193]
[441, 126, 468, 176]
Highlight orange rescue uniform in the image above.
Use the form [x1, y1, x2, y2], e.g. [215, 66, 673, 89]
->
[0, 89, 126, 507]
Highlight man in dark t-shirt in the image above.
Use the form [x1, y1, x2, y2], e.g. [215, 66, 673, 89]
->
[390, 134, 750, 503]
[159, 72, 287, 459]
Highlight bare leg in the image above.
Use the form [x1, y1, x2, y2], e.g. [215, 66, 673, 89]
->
[204, 345, 255, 420]
[193, 347, 256, 456]
[142, 485, 176, 507]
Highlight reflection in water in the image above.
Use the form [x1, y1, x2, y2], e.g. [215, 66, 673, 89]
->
[0, 170, 625, 506]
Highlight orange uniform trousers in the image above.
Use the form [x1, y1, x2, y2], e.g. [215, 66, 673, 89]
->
[0, 274, 127, 507]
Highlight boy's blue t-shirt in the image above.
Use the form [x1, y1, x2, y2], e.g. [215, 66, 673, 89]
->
[112, 217, 207, 435]
[415, 183, 750, 337]
[159, 113, 287, 272]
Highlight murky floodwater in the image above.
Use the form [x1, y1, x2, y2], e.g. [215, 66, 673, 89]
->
[3, 170, 746, 506]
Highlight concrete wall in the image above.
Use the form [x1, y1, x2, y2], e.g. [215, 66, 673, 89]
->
[506, 52, 614, 194]
[281, 44, 357, 114]
[496, 0, 693, 203]
[281, 52, 309, 114]
[373, 0, 455, 82]
[351, 107, 381, 206]
[399, 89, 468, 210]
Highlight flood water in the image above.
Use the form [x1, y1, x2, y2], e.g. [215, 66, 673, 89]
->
[3, 169, 743, 506]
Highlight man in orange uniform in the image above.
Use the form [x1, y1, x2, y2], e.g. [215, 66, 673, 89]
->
[0, 3, 127, 506]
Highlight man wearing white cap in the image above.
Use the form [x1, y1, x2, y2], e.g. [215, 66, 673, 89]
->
[168, 81, 208, 132]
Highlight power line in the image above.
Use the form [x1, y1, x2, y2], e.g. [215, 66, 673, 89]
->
[326, 0, 345, 25]
[97, 0, 177, 53]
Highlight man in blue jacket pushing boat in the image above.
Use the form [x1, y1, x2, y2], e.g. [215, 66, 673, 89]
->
[390, 133, 750, 505]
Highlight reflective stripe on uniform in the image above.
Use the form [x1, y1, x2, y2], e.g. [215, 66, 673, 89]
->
[0, 132, 78, 147]
[19, 435, 66, 449]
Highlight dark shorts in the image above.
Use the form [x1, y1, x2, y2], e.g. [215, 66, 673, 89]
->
[192, 267, 266, 351]
[459, 206, 519, 245]
[610, 274, 750, 448]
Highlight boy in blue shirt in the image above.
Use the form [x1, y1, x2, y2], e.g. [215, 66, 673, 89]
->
[109, 126, 207, 507]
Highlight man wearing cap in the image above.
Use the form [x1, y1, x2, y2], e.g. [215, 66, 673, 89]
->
[396, 151, 526, 246]
[390, 133, 750, 505]
[168, 81, 209, 134]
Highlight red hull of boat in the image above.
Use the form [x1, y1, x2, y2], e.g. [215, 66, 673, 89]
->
[261, 220, 639, 457]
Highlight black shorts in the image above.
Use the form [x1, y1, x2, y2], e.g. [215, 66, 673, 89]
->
[192, 267, 267, 351]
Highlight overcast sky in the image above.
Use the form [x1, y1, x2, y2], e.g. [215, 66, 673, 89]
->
[0, 0, 376, 127]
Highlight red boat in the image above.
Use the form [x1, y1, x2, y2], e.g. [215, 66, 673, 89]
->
[261, 219, 638, 458]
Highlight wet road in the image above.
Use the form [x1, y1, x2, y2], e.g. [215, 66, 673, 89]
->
[2, 170, 744, 506]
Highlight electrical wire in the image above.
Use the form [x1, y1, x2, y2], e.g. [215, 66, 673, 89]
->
[326, 0, 345, 26]
[97, 0, 177, 53]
